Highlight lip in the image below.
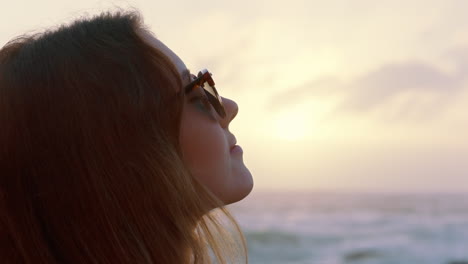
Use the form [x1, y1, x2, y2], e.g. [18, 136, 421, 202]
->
[230, 145, 243, 154]
[229, 136, 237, 151]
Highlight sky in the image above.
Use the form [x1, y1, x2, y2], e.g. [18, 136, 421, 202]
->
[2, 0, 467, 193]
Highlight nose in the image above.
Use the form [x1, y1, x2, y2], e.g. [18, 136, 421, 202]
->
[220, 96, 238, 127]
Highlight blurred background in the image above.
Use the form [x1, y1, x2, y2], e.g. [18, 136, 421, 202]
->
[2, 1, 468, 263]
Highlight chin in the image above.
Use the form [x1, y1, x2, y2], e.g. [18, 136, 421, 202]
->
[224, 172, 254, 205]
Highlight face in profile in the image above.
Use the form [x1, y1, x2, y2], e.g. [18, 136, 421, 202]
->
[138, 31, 254, 205]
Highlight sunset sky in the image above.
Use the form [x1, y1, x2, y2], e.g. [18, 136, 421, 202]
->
[2, 0, 467, 193]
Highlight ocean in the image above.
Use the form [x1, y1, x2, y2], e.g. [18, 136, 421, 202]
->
[226, 190, 468, 264]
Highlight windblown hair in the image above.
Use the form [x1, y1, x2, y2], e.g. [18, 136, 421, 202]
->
[0, 9, 247, 264]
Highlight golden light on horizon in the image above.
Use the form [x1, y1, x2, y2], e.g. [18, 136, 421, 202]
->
[270, 109, 312, 141]
[266, 101, 327, 142]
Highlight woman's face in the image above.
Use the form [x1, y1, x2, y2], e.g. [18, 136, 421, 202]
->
[140, 31, 253, 205]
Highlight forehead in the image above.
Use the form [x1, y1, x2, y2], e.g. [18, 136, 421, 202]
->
[136, 29, 190, 82]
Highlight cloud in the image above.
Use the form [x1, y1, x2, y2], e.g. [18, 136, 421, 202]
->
[266, 52, 468, 122]
[338, 61, 465, 112]
[444, 46, 468, 77]
[265, 76, 340, 113]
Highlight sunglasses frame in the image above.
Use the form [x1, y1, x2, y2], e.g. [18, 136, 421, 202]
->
[184, 69, 226, 119]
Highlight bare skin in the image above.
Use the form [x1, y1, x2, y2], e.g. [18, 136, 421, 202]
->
[138, 30, 254, 205]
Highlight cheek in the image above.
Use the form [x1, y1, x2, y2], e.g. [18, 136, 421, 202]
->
[179, 110, 229, 185]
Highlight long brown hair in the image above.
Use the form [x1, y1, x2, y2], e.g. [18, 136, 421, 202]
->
[0, 9, 247, 263]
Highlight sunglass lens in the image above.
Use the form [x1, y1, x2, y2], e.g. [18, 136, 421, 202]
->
[199, 71, 226, 118]
[204, 89, 226, 118]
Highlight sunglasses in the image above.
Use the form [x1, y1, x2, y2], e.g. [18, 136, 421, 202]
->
[184, 69, 226, 119]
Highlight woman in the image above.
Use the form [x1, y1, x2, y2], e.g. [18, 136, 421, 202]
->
[0, 9, 254, 263]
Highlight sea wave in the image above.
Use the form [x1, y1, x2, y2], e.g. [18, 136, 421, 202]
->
[229, 191, 468, 264]
[245, 229, 300, 245]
